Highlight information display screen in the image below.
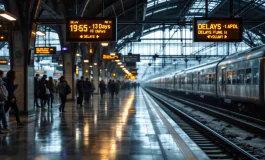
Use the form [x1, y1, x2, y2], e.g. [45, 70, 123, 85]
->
[35, 47, 56, 54]
[193, 18, 242, 42]
[101, 53, 121, 60]
[0, 59, 8, 65]
[124, 54, 140, 62]
[66, 17, 117, 42]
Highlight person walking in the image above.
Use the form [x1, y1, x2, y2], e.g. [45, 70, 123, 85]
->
[4, 70, 25, 126]
[84, 78, 92, 104]
[48, 76, 56, 108]
[99, 80, 106, 98]
[0, 70, 9, 134]
[58, 76, 69, 112]
[109, 80, 115, 98]
[34, 74, 40, 108]
[77, 76, 85, 107]
[90, 79, 95, 97]
[39, 75, 49, 110]
[115, 80, 120, 97]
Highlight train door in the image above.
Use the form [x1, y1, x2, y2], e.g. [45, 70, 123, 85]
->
[221, 68, 226, 96]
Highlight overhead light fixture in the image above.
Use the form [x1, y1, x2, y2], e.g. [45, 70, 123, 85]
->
[85, 70, 89, 73]
[76, 53, 80, 56]
[94, 63, 97, 66]
[115, 60, 120, 62]
[59, 64, 63, 67]
[101, 42, 108, 47]
[117, 62, 122, 65]
[89, 49, 93, 54]
[0, 11, 17, 21]
[84, 60, 89, 63]
[120, 65, 124, 68]
[89, 65, 93, 68]
[36, 30, 46, 36]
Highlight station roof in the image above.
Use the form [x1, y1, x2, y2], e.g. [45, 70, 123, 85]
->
[2, 0, 265, 79]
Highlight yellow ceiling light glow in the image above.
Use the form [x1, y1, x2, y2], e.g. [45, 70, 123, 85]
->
[0, 11, 17, 21]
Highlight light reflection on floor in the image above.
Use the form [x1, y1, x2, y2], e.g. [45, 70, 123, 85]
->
[0, 89, 164, 160]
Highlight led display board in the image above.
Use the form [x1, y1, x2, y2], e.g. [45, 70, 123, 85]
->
[66, 17, 117, 42]
[101, 53, 121, 60]
[0, 31, 8, 42]
[0, 59, 8, 65]
[35, 47, 56, 54]
[124, 54, 140, 62]
[193, 18, 242, 42]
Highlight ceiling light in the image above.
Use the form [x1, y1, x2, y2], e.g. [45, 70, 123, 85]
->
[76, 53, 80, 56]
[120, 65, 124, 68]
[0, 11, 17, 21]
[84, 60, 89, 63]
[115, 60, 120, 62]
[59, 64, 63, 67]
[94, 63, 97, 65]
[101, 42, 108, 47]
[117, 62, 122, 65]
[36, 31, 46, 36]
[89, 65, 93, 68]
[110, 53, 116, 56]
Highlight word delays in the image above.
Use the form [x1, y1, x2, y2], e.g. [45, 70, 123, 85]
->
[66, 17, 117, 42]
[193, 18, 242, 42]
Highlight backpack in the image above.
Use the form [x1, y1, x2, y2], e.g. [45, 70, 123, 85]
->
[0, 83, 8, 101]
[66, 84, 71, 95]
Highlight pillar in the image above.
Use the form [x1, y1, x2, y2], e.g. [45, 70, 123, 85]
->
[63, 51, 75, 100]
[6, 0, 40, 115]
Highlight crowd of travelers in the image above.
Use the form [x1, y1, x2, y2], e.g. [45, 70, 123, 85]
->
[0, 70, 27, 134]
[0, 71, 140, 134]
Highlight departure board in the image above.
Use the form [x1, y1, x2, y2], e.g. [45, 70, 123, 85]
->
[66, 17, 117, 42]
[193, 18, 242, 42]
[35, 47, 56, 54]
[0, 59, 8, 65]
[101, 53, 121, 60]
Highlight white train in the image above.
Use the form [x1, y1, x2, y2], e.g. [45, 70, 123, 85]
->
[146, 45, 265, 113]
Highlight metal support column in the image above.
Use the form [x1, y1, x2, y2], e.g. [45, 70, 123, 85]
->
[102, 0, 105, 17]
[205, 0, 208, 17]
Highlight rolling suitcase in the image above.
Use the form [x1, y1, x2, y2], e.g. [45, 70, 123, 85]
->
[77, 97, 82, 105]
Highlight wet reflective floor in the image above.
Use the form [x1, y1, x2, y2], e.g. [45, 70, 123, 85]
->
[0, 89, 166, 160]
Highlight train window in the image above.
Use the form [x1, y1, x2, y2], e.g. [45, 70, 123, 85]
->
[237, 70, 244, 84]
[232, 71, 237, 84]
[206, 74, 211, 84]
[212, 73, 216, 84]
[200, 75, 205, 84]
[193, 74, 197, 84]
[245, 68, 252, 84]
[226, 71, 232, 84]
[253, 68, 258, 85]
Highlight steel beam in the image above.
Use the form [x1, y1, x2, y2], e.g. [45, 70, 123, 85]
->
[40, 1, 63, 19]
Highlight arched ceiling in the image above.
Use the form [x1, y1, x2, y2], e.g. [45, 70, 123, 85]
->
[2, 0, 265, 54]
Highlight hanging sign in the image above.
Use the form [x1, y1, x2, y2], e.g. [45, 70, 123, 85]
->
[66, 17, 117, 42]
[35, 47, 56, 54]
[101, 53, 121, 60]
[0, 59, 8, 65]
[124, 54, 140, 62]
[193, 18, 243, 42]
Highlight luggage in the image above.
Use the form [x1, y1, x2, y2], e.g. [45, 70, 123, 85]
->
[77, 97, 82, 105]
[0, 83, 8, 101]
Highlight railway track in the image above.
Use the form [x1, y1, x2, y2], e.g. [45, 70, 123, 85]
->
[143, 89, 259, 160]
[148, 88, 265, 136]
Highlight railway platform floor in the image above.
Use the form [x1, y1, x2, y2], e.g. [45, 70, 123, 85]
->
[0, 89, 209, 160]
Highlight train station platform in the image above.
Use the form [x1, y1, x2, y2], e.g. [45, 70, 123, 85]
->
[0, 89, 209, 160]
